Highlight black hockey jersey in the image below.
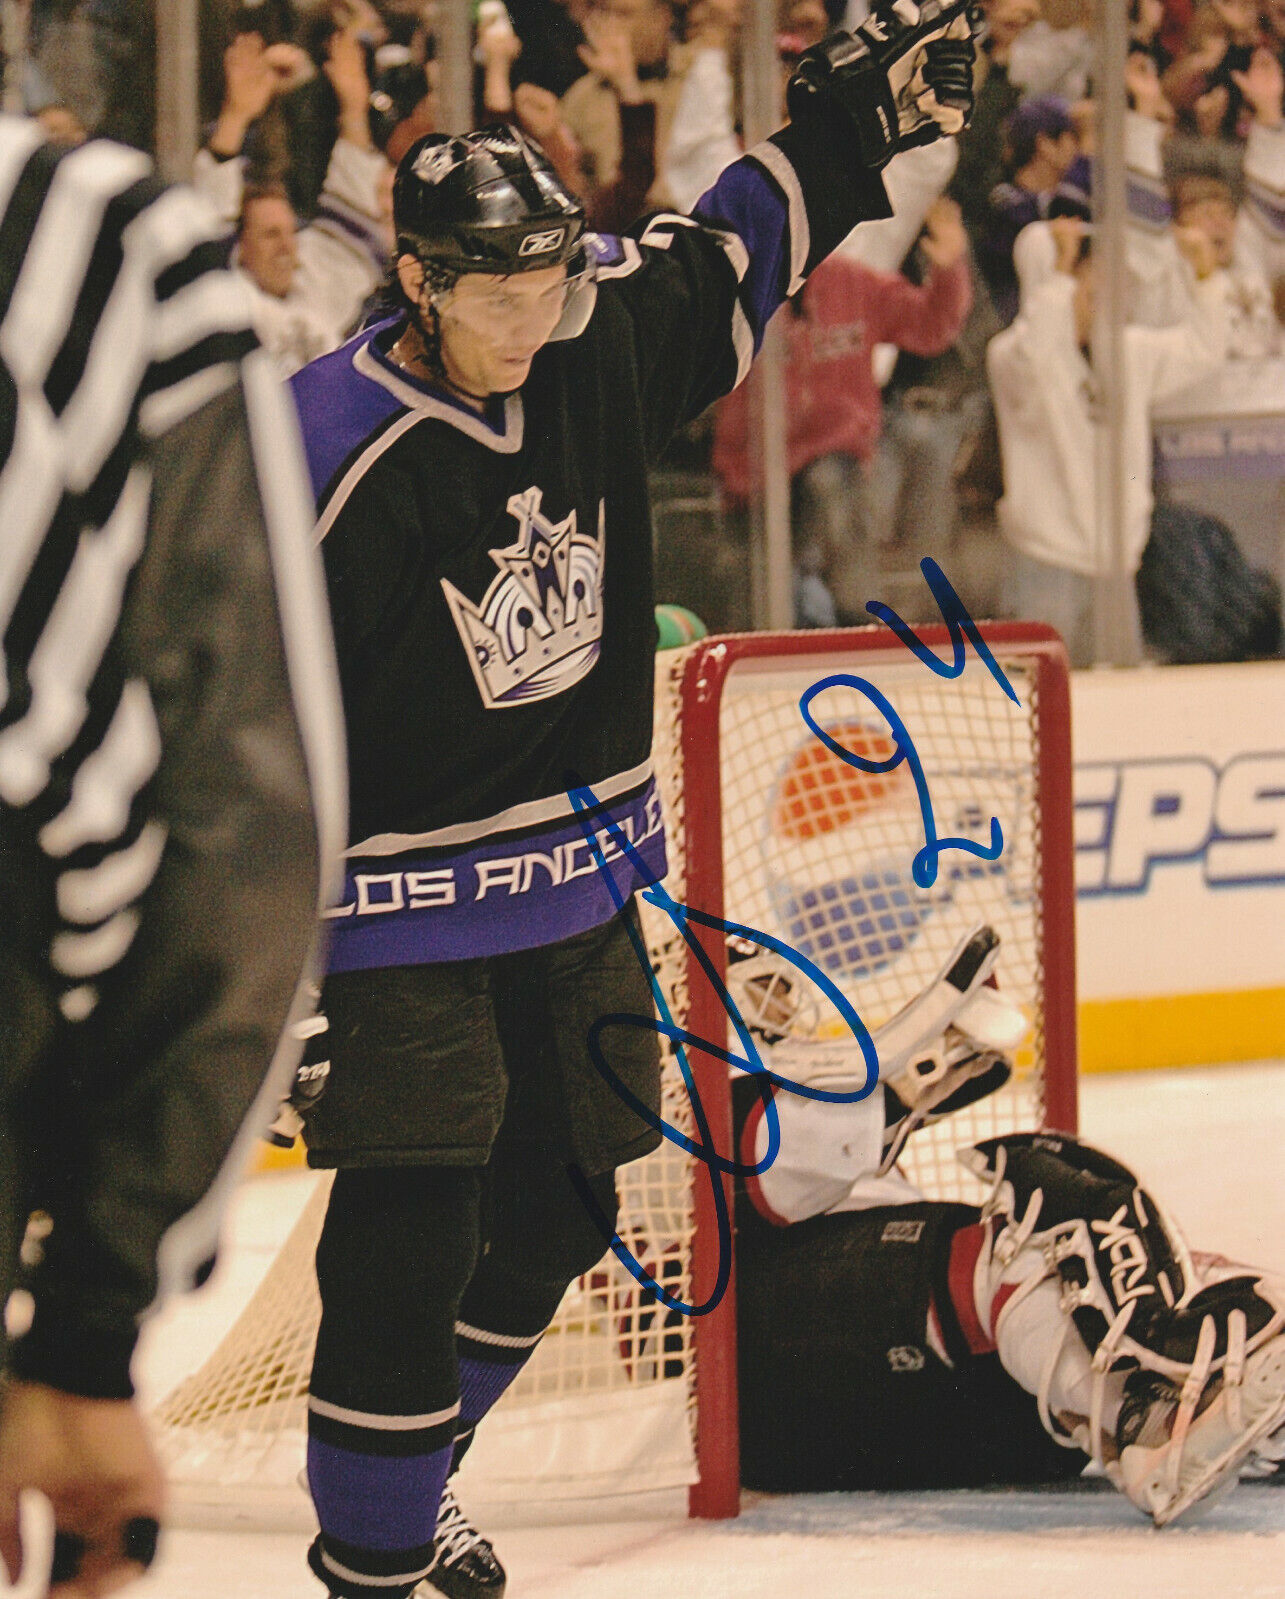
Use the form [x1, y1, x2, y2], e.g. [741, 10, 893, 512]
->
[291, 118, 889, 972]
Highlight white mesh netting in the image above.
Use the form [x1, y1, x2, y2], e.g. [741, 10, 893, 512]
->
[152, 632, 1065, 1521]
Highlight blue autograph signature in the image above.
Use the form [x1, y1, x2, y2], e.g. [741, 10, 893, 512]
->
[567, 559, 1019, 1316]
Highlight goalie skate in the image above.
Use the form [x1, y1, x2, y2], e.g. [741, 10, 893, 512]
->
[1114, 1276, 1285, 1527]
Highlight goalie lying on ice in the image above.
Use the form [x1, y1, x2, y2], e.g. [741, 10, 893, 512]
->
[725, 927, 1285, 1522]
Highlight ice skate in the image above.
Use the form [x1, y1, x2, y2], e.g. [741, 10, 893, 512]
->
[1112, 1275, 1285, 1526]
[418, 1481, 506, 1599]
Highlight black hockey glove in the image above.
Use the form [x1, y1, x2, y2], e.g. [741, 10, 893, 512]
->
[264, 997, 331, 1149]
[787, 0, 981, 171]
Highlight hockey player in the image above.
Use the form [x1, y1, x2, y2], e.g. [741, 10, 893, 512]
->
[285, 5, 979, 1596]
[724, 930, 1285, 1518]
[0, 122, 345, 1597]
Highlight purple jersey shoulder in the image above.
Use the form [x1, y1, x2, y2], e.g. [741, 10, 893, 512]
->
[289, 317, 405, 505]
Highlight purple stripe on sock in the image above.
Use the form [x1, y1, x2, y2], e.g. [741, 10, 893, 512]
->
[458, 1352, 531, 1426]
[307, 1436, 452, 1550]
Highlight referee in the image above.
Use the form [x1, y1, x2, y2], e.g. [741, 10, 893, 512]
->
[0, 118, 344, 1598]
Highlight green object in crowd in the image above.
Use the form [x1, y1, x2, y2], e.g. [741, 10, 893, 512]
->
[655, 604, 708, 651]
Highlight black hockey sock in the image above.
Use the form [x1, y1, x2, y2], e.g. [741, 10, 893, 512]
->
[450, 1164, 620, 1467]
[308, 1166, 482, 1597]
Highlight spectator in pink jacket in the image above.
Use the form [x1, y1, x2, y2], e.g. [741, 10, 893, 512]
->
[713, 197, 973, 625]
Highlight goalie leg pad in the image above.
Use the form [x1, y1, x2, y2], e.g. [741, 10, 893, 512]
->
[960, 1133, 1192, 1460]
[962, 1132, 1285, 1524]
[737, 1201, 1084, 1490]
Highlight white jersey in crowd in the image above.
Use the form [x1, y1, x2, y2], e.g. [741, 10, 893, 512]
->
[193, 137, 389, 375]
[988, 255, 1229, 578]
[1237, 118, 1285, 293]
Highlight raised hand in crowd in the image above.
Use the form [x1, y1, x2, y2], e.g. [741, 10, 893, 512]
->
[324, 26, 376, 149]
[1232, 46, 1285, 129]
[0, 1382, 166, 1599]
[1194, 81, 1232, 138]
[478, 7, 523, 70]
[1126, 46, 1175, 124]
[578, 11, 645, 105]
[1162, 9, 1235, 119]
[513, 81, 589, 197]
[919, 195, 969, 270]
[1129, 0, 1165, 49]
[1210, 0, 1258, 44]
[478, 5, 524, 119]
[210, 31, 309, 157]
[332, 0, 387, 40]
[515, 80, 573, 146]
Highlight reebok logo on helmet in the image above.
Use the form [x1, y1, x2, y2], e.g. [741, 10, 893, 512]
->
[519, 227, 568, 257]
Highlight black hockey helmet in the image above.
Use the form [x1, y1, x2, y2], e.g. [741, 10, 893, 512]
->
[394, 125, 587, 275]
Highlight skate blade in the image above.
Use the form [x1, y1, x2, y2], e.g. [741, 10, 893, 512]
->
[1124, 1338, 1285, 1527]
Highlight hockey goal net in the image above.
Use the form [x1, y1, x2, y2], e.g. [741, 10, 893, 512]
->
[152, 622, 1076, 1524]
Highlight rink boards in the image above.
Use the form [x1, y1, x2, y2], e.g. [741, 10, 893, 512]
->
[1071, 660, 1285, 1072]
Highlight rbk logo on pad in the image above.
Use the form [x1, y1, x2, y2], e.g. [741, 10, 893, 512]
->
[519, 227, 567, 256]
[442, 487, 605, 709]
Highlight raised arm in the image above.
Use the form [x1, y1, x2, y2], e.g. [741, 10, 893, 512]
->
[605, 0, 981, 452]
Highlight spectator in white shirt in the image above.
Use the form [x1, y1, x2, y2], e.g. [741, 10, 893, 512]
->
[1173, 172, 1278, 356]
[1008, 0, 1096, 103]
[194, 28, 392, 375]
[988, 216, 1229, 665]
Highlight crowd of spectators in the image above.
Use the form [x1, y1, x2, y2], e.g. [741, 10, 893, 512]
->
[8, 0, 1283, 659]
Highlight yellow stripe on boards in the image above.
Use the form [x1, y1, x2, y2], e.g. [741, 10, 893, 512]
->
[1079, 987, 1285, 1074]
[244, 987, 1285, 1178]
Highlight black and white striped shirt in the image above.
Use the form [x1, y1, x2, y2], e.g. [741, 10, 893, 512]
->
[0, 119, 346, 1399]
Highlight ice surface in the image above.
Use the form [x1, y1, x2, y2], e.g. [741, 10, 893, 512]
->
[3, 1063, 1280, 1599]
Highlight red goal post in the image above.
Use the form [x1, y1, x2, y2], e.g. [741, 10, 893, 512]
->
[658, 623, 1079, 1518]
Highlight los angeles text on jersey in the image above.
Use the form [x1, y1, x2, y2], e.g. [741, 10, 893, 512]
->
[322, 783, 666, 969]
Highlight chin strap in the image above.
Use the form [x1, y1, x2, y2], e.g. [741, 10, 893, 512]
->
[392, 253, 458, 384]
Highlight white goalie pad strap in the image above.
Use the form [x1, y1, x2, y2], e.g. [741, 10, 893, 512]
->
[971, 1192, 1129, 1461]
[747, 1058, 898, 1224]
[993, 1274, 1124, 1447]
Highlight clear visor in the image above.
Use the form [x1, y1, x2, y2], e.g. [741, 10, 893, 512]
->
[431, 268, 572, 344]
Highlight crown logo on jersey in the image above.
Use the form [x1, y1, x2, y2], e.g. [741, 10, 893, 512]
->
[442, 488, 605, 710]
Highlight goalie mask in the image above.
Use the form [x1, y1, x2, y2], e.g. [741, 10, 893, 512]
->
[724, 942, 823, 1043]
[392, 126, 597, 346]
